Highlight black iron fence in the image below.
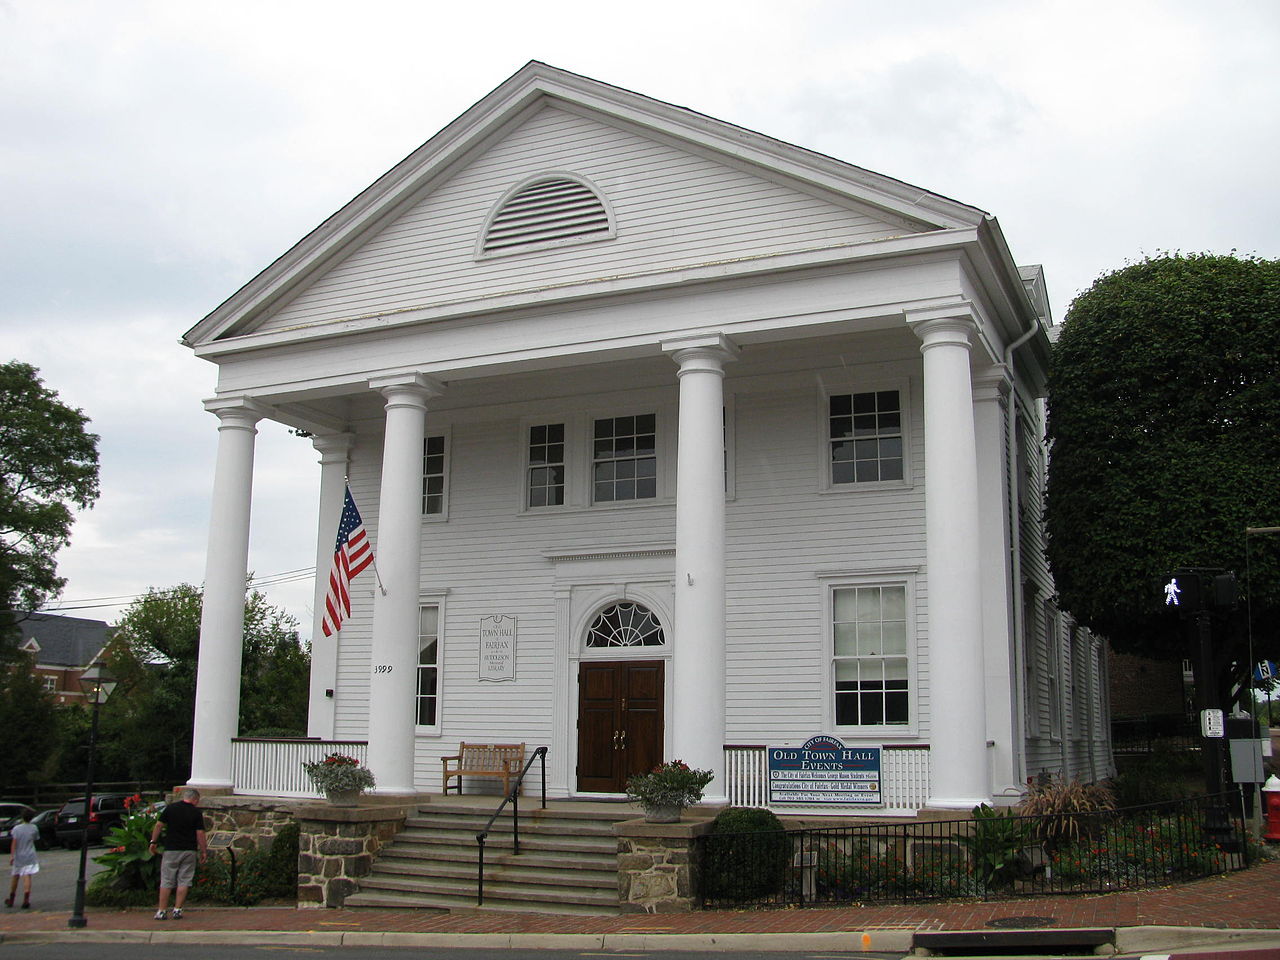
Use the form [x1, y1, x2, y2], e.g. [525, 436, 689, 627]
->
[697, 792, 1251, 908]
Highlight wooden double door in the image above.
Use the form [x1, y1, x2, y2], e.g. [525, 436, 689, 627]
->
[576, 660, 664, 793]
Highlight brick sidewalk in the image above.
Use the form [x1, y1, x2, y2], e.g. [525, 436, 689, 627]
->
[2, 855, 1277, 938]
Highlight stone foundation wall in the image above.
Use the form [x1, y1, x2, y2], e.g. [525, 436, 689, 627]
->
[198, 796, 298, 855]
[170, 792, 412, 908]
[296, 803, 411, 907]
[614, 817, 714, 913]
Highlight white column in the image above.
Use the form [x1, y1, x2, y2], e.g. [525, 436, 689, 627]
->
[366, 374, 441, 795]
[307, 432, 354, 739]
[907, 310, 990, 808]
[974, 370, 1020, 799]
[662, 334, 737, 803]
[189, 398, 267, 789]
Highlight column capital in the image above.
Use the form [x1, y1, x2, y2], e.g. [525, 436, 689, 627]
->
[368, 373, 445, 409]
[905, 303, 979, 350]
[661, 333, 739, 372]
[203, 396, 272, 428]
[311, 432, 355, 463]
[973, 366, 1012, 403]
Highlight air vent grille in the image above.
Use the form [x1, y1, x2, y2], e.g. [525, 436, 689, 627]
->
[482, 178, 611, 254]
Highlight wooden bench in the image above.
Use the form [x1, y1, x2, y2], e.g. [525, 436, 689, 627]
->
[441, 742, 526, 796]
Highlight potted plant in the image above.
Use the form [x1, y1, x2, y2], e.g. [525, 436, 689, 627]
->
[302, 753, 376, 806]
[625, 760, 714, 822]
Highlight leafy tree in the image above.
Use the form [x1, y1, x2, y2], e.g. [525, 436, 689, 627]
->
[0, 361, 100, 646]
[0, 651, 61, 794]
[1045, 253, 1280, 682]
[100, 583, 310, 783]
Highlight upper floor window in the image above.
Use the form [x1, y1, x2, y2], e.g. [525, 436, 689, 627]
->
[422, 434, 447, 516]
[527, 423, 565, 508]
[829, 391, 903, 484]
[416, 605, 440, 727]
[592, 414, 657, 503]
[832, 583, 910, 727]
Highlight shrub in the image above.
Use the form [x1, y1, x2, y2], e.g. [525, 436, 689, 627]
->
[261, 821, 300, 898]
[625, 760, 714, 811]
[84, 869, 155, 908]
[1018, 772, 1116, 847]
[92, 794, 160, 892]
[956, 804, 1031, 889]
[190, 823, 300, 905]
[811, 837, 908, 901]
[1048, 811, 1236, 889]
[303, 753, 375, 795]
[701, 807, 791, 903]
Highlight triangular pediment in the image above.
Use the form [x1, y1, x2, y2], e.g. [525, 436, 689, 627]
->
[185, 62, 987, 348]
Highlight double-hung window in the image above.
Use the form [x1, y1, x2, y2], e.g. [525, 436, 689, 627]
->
[592, 414, 657, 503]
[527, 423, 565, 508]
[832, 583, 910, 727]
[422, 434, 448, 516]
[416, 604, 440, 728]
[828, 390, 903, 485]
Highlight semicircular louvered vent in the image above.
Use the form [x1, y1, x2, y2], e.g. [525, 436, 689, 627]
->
[481, 177, 612, 255]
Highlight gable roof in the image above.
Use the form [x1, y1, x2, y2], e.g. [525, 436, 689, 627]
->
[16, 613, 113, 668]
[184, 61, 992, 348]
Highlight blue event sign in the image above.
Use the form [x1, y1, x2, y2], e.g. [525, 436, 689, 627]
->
[767, 736, 882, 806]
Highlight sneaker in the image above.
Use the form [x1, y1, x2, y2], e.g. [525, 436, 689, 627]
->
[171, 908, 183, 919]
[154, 909, 167, 920]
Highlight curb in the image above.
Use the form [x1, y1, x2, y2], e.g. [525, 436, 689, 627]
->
[1, 929, 907, 951]
[4, 926, 1280, 954]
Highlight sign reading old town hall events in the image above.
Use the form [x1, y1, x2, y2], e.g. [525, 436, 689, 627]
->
[768, 736, 882, 805]
[478, 616, 516, 682]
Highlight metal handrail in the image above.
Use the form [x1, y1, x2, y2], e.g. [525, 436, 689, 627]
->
[475, 746, 548, 905]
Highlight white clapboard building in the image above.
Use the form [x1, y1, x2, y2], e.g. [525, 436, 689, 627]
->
[183, 62, 1111, 814]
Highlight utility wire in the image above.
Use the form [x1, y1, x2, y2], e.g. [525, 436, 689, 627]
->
[39, 565, 319, 614]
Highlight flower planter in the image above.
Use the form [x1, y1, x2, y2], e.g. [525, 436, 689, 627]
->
[325, 789, 361, 807]
[643, 803, 684, 823]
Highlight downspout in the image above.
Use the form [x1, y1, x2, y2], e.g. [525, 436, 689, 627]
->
[1004, 316, 1041, 789]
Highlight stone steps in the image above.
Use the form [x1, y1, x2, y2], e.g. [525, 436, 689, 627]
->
[343, 802, 632, 914]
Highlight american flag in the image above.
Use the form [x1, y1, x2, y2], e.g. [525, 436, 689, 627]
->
[321, 486, 374, 637]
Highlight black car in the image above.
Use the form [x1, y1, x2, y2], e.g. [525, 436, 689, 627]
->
[0, 803, 38, 853]
[54, 794, 130, 848]
[30, 808, 59, 849]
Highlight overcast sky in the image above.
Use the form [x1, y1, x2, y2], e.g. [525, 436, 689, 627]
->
[5, 0, 1278, 636]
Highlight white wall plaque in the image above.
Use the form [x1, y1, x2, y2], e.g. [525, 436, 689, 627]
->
[479, 615, 516, 682]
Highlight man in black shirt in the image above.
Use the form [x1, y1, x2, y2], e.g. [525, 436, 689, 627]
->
[148, 787, 207, 919]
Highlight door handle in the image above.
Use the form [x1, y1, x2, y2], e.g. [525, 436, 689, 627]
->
[612, 730, 620, 750]
[619, 729, 627, 750]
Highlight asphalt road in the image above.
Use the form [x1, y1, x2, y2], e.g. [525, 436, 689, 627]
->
[5, 843, 110, 916]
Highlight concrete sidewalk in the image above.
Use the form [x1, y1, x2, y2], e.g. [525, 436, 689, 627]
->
[3, 853, 1279, 954]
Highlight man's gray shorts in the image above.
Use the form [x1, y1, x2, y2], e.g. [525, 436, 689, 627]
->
[159, 850, 199, 889]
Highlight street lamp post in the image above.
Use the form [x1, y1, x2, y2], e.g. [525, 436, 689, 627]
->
[68, 661, 116, 930]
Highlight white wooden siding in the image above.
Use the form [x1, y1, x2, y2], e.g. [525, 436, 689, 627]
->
[328, 352, 933, 793]
[255, 106, 915, 333]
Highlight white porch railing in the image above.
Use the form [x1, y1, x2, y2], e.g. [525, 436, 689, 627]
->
[724, 744, 931, 815]
[230, 738, 368, 798]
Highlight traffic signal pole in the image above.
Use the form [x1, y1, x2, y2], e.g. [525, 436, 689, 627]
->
[1192, 608, 1227, 797]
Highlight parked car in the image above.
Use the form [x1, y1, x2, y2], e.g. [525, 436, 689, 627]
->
[0, 803, 38, 853]
[30, 808, 59, 850]
[54, 794, 130, 848]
